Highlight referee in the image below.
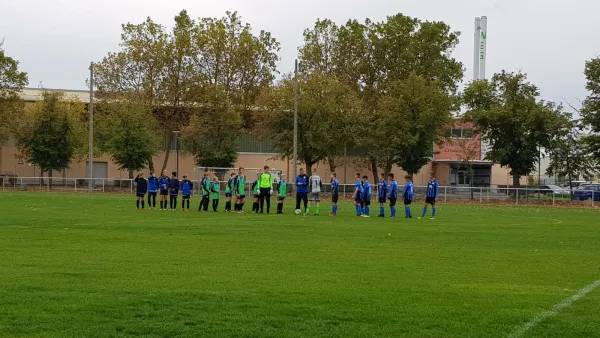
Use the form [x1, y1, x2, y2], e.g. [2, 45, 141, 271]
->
[258, 165, 273, 214]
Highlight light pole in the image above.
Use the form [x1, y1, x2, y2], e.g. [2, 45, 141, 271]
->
[293, 59, 299, 186]
[173, 131, 181, 176]
[88, 62, 94, 190]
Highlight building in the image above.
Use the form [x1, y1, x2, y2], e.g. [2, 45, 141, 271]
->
[0, 88, 523, 187]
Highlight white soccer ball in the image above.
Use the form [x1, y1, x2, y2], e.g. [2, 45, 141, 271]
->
[295, 209, 302, 215]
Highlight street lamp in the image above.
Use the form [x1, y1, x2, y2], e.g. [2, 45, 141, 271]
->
[173, 131, 181, 176]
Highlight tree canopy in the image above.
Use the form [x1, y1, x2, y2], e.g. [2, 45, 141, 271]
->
[0, 43, 28, 144]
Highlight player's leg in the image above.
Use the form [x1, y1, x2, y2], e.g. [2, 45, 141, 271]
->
[136, 195, 140, 210]
[431, 199, 437, 219]
[225, 195, 231, 212]
[306, 195, 312, 215]
[302, 193, 308, 212]
[420, 201, 430, 219]
[364, 200, 370, 217]
[265, 189, 271, 213]
[240, 197, 245, 213]
[390, 198, 397, 218]
[315, 195, 320, 215]
[258, 190, 265, 213]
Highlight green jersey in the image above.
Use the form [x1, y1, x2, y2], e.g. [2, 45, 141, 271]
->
[236, 176, 246, 195]
[225, 178, 235, 194]
[202, 177, 211, 196]
[211, 182, 220, 200]
[253, 179, 260, 195]
[278, 181, 287, 197]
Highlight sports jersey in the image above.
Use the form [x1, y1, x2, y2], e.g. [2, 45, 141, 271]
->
[147, 175, 158, 193]
[169, 177, 180, 195]
[180, 179, 193, 197]
[426, 179, 439, 198]
[236, 176, 246, 195]
[134, 177, 147, 194]
[309, 175, 322, 193]
[389, 180, 399, 199]
[252, 179, 260, 195]
[211, 182, 220, 199]
[159, 176, 170, 192]
[363, 182, 372, 201]
[278, 180, 287, 197]
[355, 179, 364, 197]
[403, 181, 414, 200]
[296, 174, 308, 193]
[201, 177, 211, 196]
[378, 180, 388, 199]
[259, 173, 272, 189]
[225, 177, 235, 194]
[331, 179, 339, 195]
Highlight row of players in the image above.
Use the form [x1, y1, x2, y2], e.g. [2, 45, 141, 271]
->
[132, 166, 440, 219]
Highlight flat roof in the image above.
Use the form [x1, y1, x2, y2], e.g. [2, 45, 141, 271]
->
[20, 88, 92, 103]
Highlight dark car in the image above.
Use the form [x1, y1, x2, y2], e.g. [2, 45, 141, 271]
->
[572, 184, 600, 201]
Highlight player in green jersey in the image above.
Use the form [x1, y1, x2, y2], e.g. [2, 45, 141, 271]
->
[211, 177, 220, 212]
[276, 174, 287, 214]
[234, 167, 246, 213]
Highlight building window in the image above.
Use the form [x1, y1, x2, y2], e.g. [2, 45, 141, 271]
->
[445, 128, 473, 139]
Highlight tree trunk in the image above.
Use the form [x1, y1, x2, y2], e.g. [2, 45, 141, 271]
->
[369, 157, 379, 184]
[512, 173, 520, 199]
[128, 170, 134, 179]
[40, 170, 44, 187]
[148, 156, 155, 173]
[48, 170, 53, 190]
[327, 157, 337, 174]
[161, 148, 171, 173]
[305, 159, 314, 177]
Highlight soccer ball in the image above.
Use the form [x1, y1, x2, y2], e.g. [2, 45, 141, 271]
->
[295, 209, 302, 215]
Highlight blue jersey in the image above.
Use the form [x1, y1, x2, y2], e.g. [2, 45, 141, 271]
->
[331, 179, 339, 195]
[426, 179, 439, 198]
[363, 182, 372, 201]
[389, 180, 399, 199]
[403, 181, 414, 200]
[296, 175, 309, 193]
[159, 176, 170, 192]
[378, 180, 388, 199]
[355, 179, 364, 197]
[180, 180, 193, 196]
[147, 175, 159, 193]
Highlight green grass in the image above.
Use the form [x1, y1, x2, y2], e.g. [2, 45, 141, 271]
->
[0, 193, 599, 338]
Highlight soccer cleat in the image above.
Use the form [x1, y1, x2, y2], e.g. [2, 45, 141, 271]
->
[430, 217, 435, 220]
[363, 215, 370, 218]
[182, 208, 185, 212]
[417, 217, 423, 220]
[377, 215, 384, 218]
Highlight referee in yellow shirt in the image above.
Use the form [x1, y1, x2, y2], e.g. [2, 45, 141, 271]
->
[258, 165, 273, 214]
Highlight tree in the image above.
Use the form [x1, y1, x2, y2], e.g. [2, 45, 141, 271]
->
[182, 86, 242, 167]
[0, 42, 28, 144]
[95, 102, 160, 178]
[258, 72, 358, 176]
[582, 57, 600, 160]
[464, 71, 570, 186]
[17, 92, 82, 185]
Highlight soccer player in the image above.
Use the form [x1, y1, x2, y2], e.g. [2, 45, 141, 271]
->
[147, 171, 158, 210]
[224, 172, 236, 212]
[330, 173, 339, 216]
[362, 175, 372, 217]
[159, 170, 170, 210]
[351, 173, 364, 217]
[388, 173, 398, 219]
[378, 173, 388, 217]
[211, 177, 220, 212]
[258, 166, 273, 214]
[402, 175, 414, 218]
[295, 168, 309, 213]
[169, 172, 180, 211]
[276, 174, 287, 214]
[134, 172, 147, 210]
[420, 171, 439, 220]
[234, 168, 246, 213]
[199, 171, 211, 212]
[306, 167, 322, 216]
[251, 172, 260, 213]
[180, 175, 193, 212]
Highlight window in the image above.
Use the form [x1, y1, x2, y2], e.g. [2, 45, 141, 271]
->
[445, 128, 474, 139]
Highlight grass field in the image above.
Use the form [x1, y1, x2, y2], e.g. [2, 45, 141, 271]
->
[1, 193, 599, 338]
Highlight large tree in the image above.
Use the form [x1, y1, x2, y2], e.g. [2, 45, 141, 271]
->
[17, 92, 84, 183]
[464, 71, 570, 186]
[582, 57, 600, 160]
[95, 101, 160, 178]
[258, 72, 358, 175]
[0, 42, 28, 144]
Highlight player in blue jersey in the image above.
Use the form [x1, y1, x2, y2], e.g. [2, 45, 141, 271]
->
[351, 173, 364, 217]
[134, 172, 148, 210]
[402, 175, 414, 218]
[419, 171, 439, 220]
[180, 175, 193, 212]
[361, 176, 372, 217]
[158, 170, 170, 210]
[147, 171, 158, 210]
[377, 173, 388, 217]
[330, 173, 340, 216]
[388, 173, 398, 219]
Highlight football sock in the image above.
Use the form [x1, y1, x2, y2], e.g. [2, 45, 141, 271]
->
[391, 206, 396, 217]
[432, 208, 436, 217]
[173, 198, 177, 209]
[136, 200, 140, 209]
[332, 205, 335, 214]
[315, 205, 320, 215]
[408, 208, 412, 218]
[186, 200, 190, 209]
[422, 207, 428, 218]
[225, 201, 231, 211]
[355, 204, 361, 216]
[380, 206, 384, 216]
[240, 203, 245, 211]
[405, 206, 409, 217]
[365, 206, 370, 216]
[306, 206, 311, 214]
[333, 205, 338, 214]
[141, 201, 145, 209]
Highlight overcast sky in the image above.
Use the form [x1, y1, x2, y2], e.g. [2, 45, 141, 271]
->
[1, 0, 599, 107]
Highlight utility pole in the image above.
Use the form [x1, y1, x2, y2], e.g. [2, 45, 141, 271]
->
[293, 59, 299, 186]
[173, 131, 181, 176]
[88, 62, 94, 190]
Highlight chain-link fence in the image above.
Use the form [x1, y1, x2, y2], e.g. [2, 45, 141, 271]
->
[1, 177, 597, 208]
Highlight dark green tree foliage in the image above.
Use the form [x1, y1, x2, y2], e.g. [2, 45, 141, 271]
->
[582, 58, 600, 159]
[0, 43, 28, 144]
[96, 102, 160, 178]
[464, 71, 570, 186]
[18, 92, 75, 180]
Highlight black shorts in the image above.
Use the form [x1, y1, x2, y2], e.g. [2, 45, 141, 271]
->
[160, 190, 168, 196]
[355, 196, 362, 203]
[277, 196, 285, 201]
[225, 193, 232, 198]
[362, 199, 371, 206]
[148, 191, 157, 196]
[389, 198, 397, 206]
[332, 194, 339, 203]
[425, 197, 436, 205]
[136, 192, 145, 197]
[237, 195, 246, 200]
[378, 197, 386, 204]
[183, 195, 191, 200]
[404, 199, 412, 205]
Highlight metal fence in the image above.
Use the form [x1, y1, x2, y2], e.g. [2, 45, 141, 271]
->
[0, 177, 597, 208]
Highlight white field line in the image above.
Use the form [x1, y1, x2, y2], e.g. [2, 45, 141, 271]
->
[508, 279, 600, 338]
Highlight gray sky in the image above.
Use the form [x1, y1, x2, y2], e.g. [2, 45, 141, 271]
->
[1, 0, 599, 107]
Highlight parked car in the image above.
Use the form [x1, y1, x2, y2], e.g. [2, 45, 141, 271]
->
[572, 184, 600, 201]
[539, 185, 571, 196]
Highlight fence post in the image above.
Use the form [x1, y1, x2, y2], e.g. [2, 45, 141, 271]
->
[593, 191, 595, 208]
[102, 179, 105, 192]
[130, 180, 133, 194]
[47, 177, 50, 191]
[516, 188, 519, 205]
[74, 179, 77, 192]
[552, 192, 555, 206]
[480, 187, 483, 204]
[444, 186, 447, 203]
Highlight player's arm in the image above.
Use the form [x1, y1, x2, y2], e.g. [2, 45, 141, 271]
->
[435, 181, 439, 198]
